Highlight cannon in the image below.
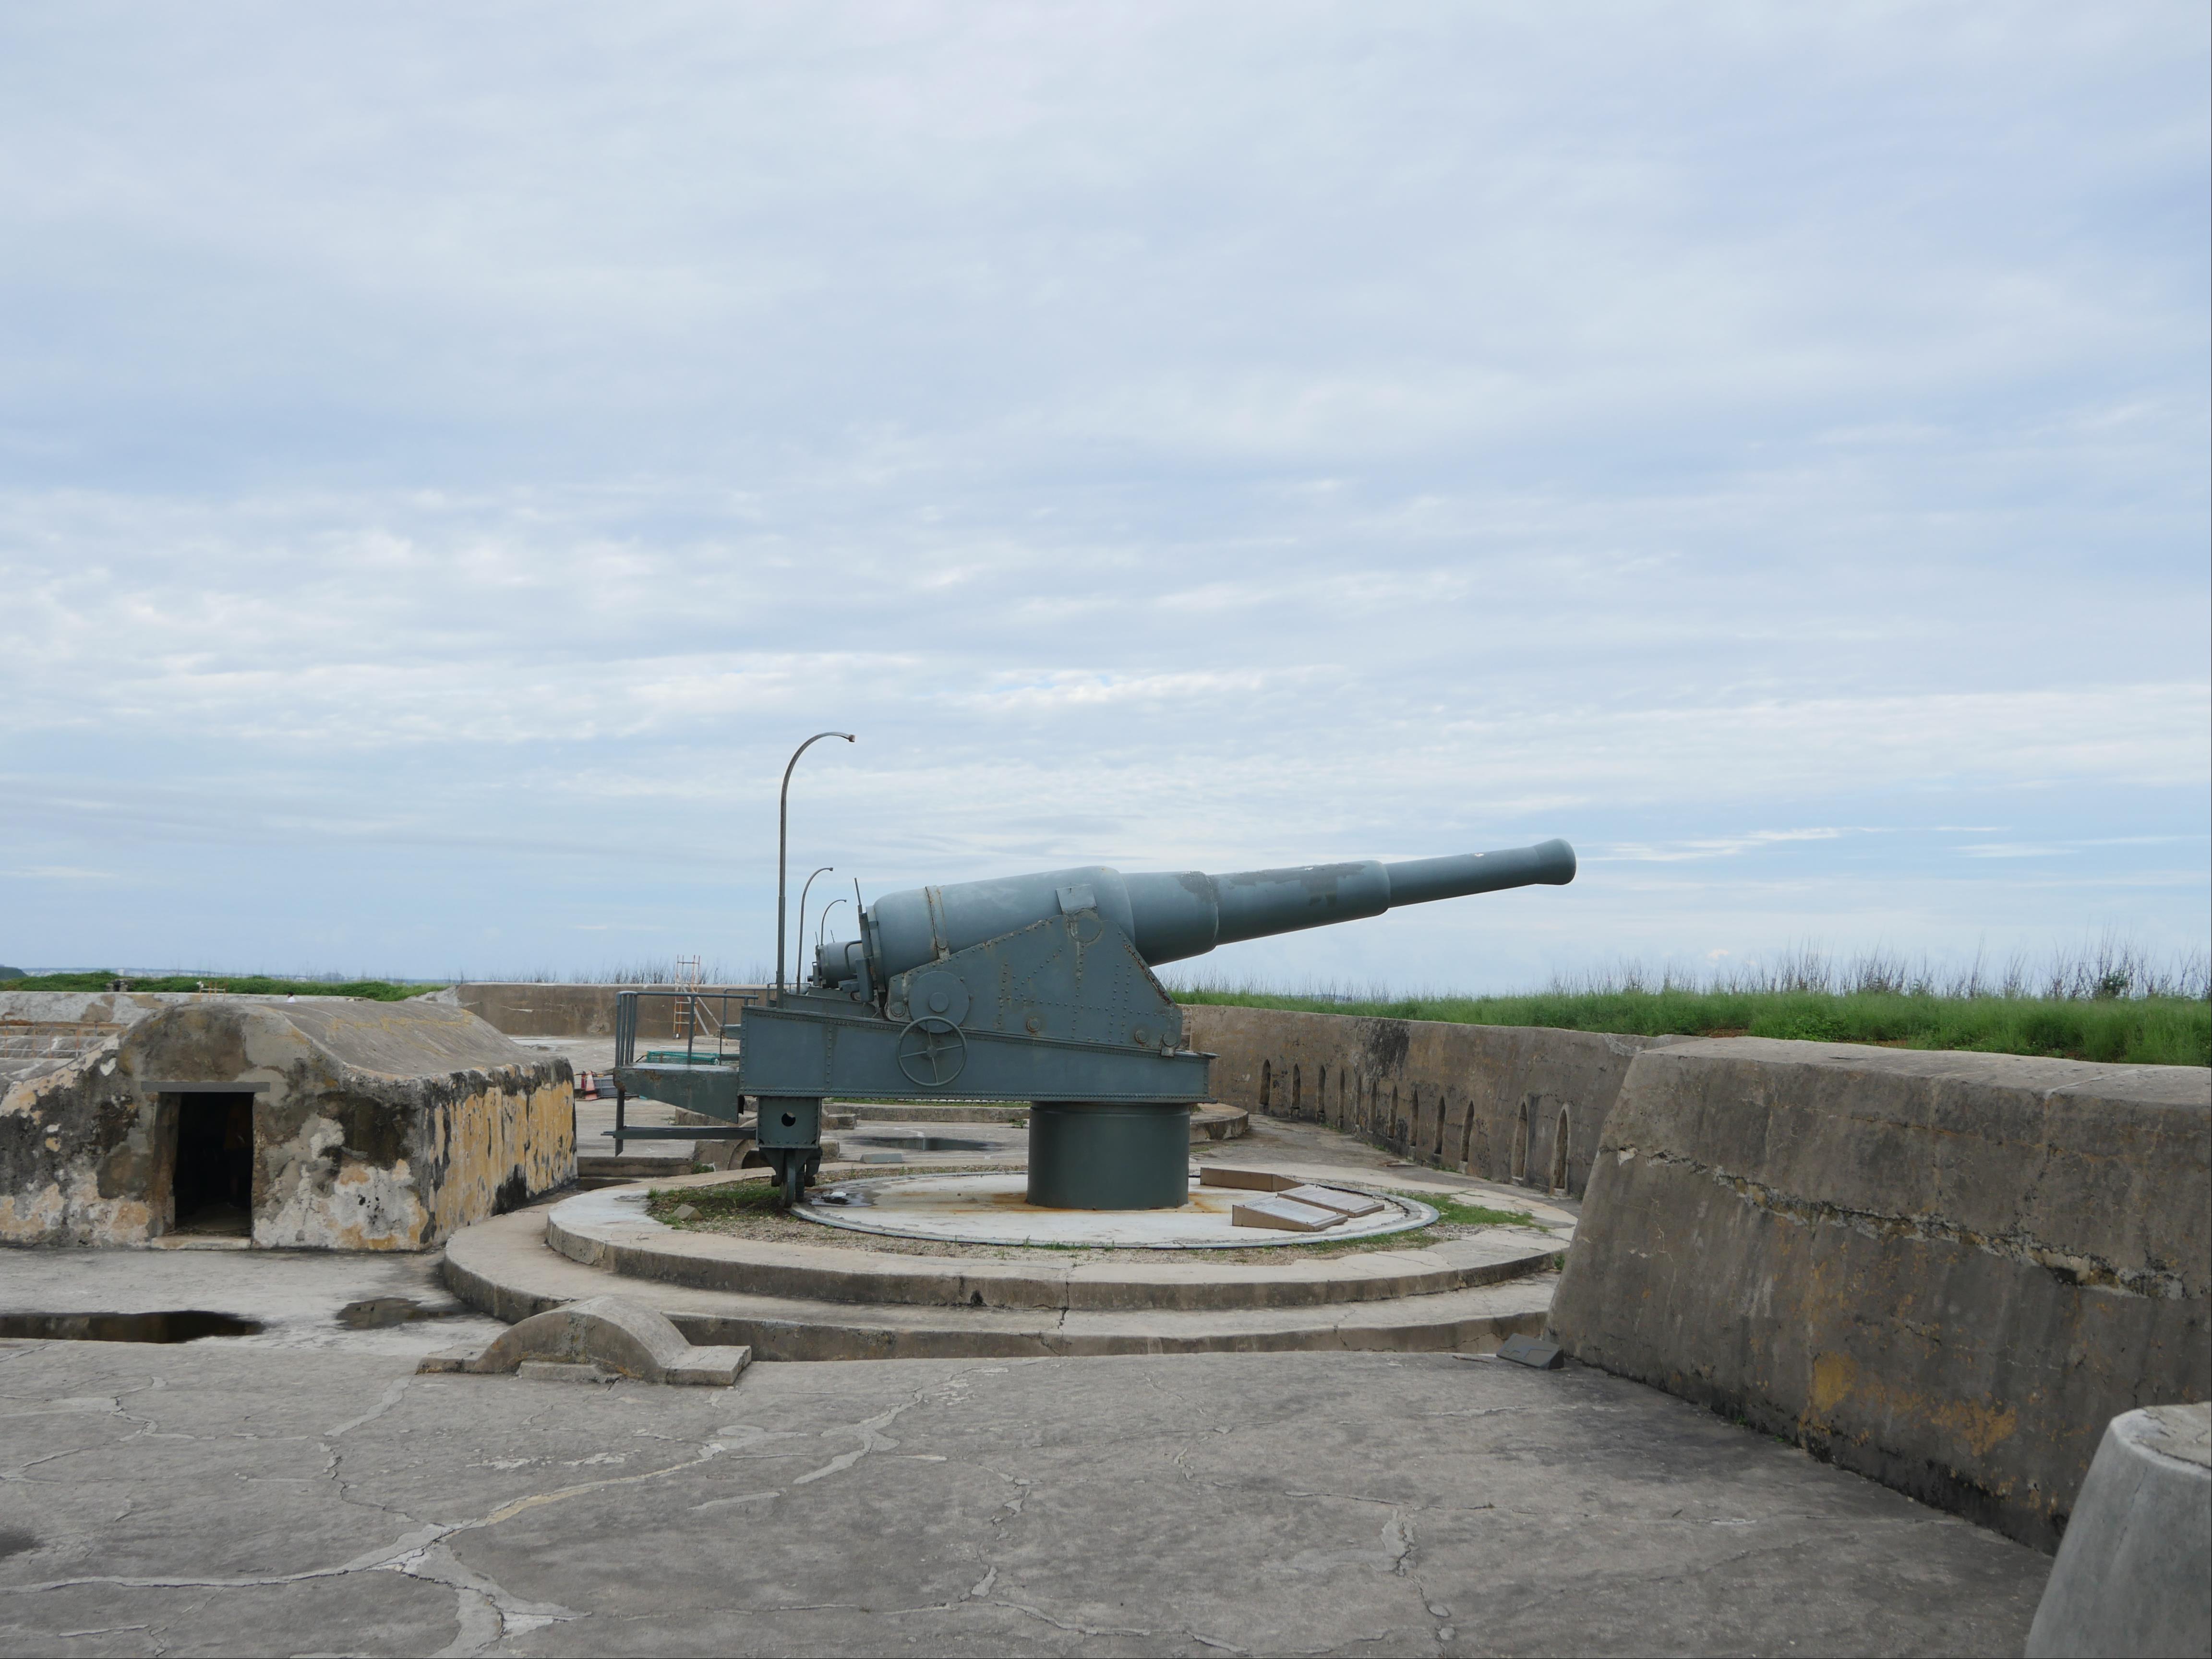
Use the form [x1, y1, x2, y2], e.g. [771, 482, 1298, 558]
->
[616, 838, 1575, 1208]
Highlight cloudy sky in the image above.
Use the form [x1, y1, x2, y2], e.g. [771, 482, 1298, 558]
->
[3, 3, 2206, 989]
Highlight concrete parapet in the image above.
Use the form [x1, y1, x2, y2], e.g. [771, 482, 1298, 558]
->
[447, 983, 764, 1040]
[1549, 1037, 2211, 1551]
[1181, 1004, 1674, 1196]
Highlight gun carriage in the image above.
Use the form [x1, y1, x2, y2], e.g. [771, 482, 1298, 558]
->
[615, 839, 1576, 1209]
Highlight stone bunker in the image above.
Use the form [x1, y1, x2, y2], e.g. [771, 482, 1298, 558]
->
[0, 992, 574, 1249]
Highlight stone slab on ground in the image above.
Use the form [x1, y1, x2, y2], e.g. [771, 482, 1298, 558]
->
[1196, 1114, 1582, 1232]
[0, 1341, 2049, 1656]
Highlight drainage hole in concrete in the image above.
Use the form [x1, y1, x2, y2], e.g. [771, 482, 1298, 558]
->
[0, 1310, 265, 1343]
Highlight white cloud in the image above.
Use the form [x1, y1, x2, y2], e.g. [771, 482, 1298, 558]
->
[0, 3, 2203, 980]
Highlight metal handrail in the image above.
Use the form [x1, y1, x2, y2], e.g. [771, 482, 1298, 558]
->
[609, 987, 764, 1154]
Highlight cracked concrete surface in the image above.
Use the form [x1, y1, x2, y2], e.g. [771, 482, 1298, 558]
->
[0, 1342, 2046, 1656]
[0, 1244, 510, 1358]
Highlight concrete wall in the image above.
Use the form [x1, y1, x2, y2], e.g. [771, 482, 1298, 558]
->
[0, 995, 575, 1249]
[1548, 1037, 2212, 1552]
[445, 983, 764, 1041]
[1181, 1003, 1676, 1198]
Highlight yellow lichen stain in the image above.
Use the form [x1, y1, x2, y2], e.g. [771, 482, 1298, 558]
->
[420, 1077, 575, 1245]
[1928, 1396, 2020, 1458]
[0, 1183, 69, 1238]
[1808, 1351, 1859, 1416]
[0, 1178, 154, 1246]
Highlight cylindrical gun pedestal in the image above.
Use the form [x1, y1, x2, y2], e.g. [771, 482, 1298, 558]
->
[1026, 1103, 1192, 1210]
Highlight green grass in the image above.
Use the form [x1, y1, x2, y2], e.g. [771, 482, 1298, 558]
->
[1173, 986, 2211, 1068]
[647, 1181, 784, 1225]
[1416, 1193, 1538, 1228]
[0, 970, 438, 1002]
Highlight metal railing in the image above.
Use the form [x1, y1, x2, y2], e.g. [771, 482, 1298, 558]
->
[608, 987, 762, 1154]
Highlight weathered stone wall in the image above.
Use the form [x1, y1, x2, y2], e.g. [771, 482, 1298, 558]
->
[1180, 1003, 1676, 1197]
[0, 996, 575, 1249]
[445, 984, 764, 1040]
[1548, 1037, 2212, 1552]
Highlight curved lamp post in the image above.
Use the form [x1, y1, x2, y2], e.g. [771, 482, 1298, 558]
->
[793, 866, 834, 988]
[815, 897, 849, 954]
[776, 732, 855, 1003]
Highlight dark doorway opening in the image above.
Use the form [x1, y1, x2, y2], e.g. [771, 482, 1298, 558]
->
[171, 1093, 255, 1236]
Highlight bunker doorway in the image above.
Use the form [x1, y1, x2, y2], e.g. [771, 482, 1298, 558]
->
[170, 1093, 254, 1237]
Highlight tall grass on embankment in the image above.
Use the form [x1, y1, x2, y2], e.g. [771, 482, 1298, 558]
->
[1169, 942, 2212, 1068]
[0, 971, 435, 1002]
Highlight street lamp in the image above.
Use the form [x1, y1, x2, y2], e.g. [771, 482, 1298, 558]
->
[776, 732, 855, 1003]
[793, 866, 834, 989]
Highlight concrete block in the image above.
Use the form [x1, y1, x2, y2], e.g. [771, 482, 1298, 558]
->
[1232, 1195, 1346, 1232]
[426, 1293, 751, 1385]
[1280, 1183, 1384, 1217]
[1201, 1167, 1300, 1191]
[2027, 1404, 2211, 1658]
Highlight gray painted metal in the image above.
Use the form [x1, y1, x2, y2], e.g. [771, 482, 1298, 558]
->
[609, 1064, 743, 1123]
[1027, 1104, 1193, 1210]
[608, 987, 753, 1154]
[756, 1096, 824, 1205]
[854, 838, 1576, 982]
[749, 837, 1575, 1207]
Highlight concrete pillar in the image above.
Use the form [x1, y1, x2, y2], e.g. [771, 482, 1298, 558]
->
[2026, 1403, 2211, 1658]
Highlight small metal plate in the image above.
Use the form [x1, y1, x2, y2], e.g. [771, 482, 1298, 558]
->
[1496, 1334, 1564, 1370]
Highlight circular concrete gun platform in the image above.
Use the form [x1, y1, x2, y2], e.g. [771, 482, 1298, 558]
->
[444, 1166, 1570, 1360]
[795, 1170, 1435, 1248]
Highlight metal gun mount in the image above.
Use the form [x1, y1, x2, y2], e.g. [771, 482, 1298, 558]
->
[614, 838, 1576, 1208]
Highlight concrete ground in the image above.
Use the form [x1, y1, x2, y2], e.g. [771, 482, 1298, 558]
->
[0, 1111, 2047, 1652]
[0, 1340, 2047, 1658]
[0, 1244, 510, 1359]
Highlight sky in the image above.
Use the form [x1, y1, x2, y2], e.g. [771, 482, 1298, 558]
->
[2, 3, 2206, 991]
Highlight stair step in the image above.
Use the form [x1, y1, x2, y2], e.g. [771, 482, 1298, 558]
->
[442, 1207, 1556, 1363]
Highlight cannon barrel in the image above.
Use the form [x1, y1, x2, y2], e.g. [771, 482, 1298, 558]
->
[832, 839, 1575, 986]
